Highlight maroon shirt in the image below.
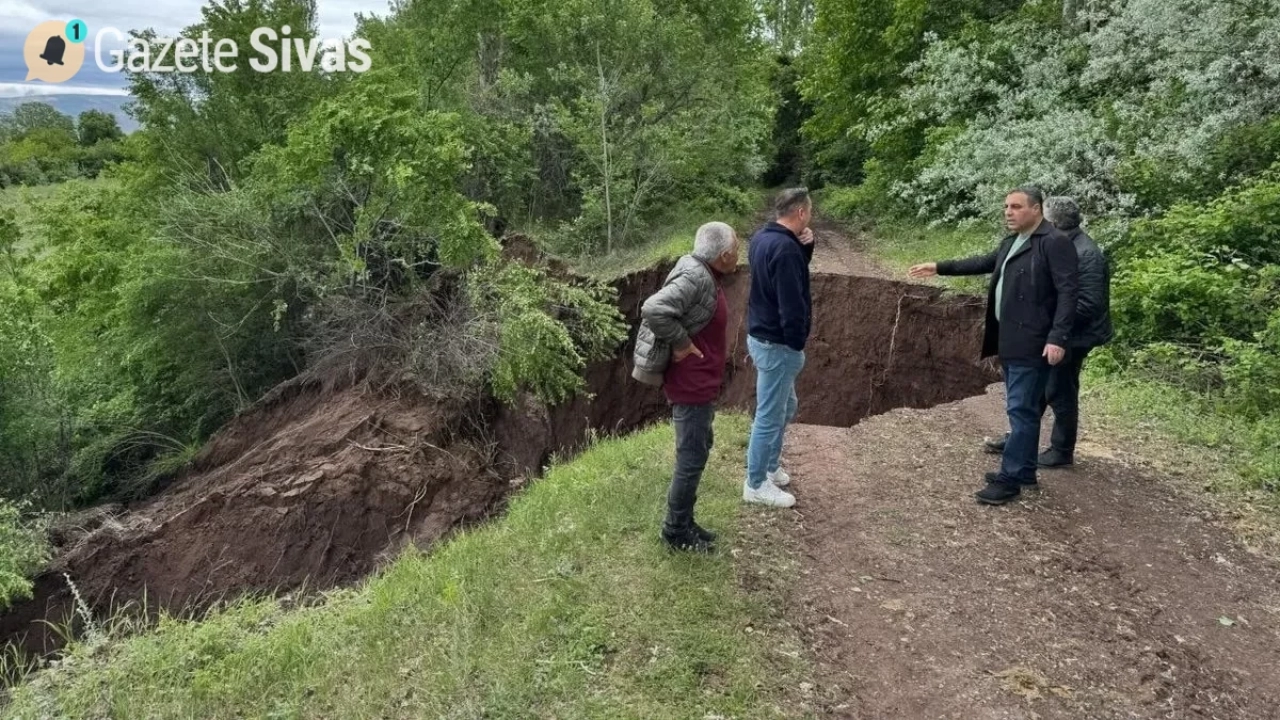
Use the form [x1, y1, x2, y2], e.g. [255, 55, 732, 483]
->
[663, 279, 729, 405]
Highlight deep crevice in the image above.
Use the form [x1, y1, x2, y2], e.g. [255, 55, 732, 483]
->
[0, 263, 997, 656]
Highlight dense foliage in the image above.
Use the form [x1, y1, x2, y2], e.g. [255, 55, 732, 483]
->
[802, 0, 1280, 458]
[0, 104, 127, 187]
[2, 0, 1278, 609]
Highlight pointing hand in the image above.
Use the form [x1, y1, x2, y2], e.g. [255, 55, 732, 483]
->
[909, 263, 938, 278]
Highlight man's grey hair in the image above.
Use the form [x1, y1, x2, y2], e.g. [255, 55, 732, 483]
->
[1008, 184, 1045, 209]
[774, 187, 811, 218]
[692, 221, 736, 261]
[1044, 196, 1082, 231]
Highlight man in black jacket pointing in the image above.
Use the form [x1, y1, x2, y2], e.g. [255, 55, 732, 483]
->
[910, 186, 1079, 505]
[982, 196, 1114, 468]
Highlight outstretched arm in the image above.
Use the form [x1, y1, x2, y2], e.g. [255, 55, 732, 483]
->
[937, 248, 1000, 277]
[910, 246, 1001, 279]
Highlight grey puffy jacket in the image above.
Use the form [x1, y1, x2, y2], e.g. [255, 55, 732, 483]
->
[631, 255, 720, 386]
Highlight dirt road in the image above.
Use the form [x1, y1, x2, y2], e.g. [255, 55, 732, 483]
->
[774, 221, 1280, 719]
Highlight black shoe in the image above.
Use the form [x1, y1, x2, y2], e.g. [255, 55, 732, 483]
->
[975, 480, 1022, 505]
[1037, 449, 1073, 468]
[983, 434, 1009, 455]
[985, 471, 1037, 489]
[662, 529, 714, 554]
[691, 521, 717, 543]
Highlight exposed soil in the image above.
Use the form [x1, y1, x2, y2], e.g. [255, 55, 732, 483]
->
[757, 221, 1280, 719]
[784, 397, 1280, 719]
[0, 230, 995, 656]
[9, 216, 1266, 720]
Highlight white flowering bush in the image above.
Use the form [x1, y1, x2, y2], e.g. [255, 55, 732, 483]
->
[867, 0, 1280, 221]
[1084, 0, 1280, 205]
[899, 108, 1132, 224]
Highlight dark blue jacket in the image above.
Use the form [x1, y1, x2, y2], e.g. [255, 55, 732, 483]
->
[747, 222, 814, 351]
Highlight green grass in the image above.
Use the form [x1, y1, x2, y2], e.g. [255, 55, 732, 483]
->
[822, 210, 997, 296]
[1082, 367, 1280, 497]
[562, 196, 764, 280]
[5, 414, 810, 719]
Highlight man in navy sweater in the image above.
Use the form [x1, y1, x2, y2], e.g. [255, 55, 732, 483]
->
[743, 188, 815, 508]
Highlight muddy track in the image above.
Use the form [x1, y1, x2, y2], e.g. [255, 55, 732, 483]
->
[765, 221, 1280, 719]
[783, 399, 1280, 719]
[0, 230, 996, 656]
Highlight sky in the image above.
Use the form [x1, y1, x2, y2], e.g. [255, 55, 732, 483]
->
[0, 0, 391, 97]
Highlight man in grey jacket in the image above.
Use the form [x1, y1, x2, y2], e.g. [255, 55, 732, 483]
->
[984, 196, 1114, 467]
[632, 222, 740, 553]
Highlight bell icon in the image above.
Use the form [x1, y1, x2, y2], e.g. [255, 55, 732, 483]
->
[39, 35, 66, 66]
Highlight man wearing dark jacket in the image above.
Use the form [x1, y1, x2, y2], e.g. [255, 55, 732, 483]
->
[983, 196, 1114, 467]
[910, 186, 1079, 505]
[743, 188, 815, 509]
[633, 221, 740, 552]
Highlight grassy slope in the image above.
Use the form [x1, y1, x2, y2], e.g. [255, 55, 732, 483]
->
[6, 415, 810, 719]
[554, 195, 763, 280]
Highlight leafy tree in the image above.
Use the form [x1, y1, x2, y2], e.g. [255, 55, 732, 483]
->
[379, 0, 772, 252]
[756, 0, 815, 56]
[125, 0, 335, 191]
[799, 0, 1021, 187]
[7, 102, 76, 138]
[77, 110, 124, 146]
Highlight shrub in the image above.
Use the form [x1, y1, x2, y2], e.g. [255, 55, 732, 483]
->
[0, 499, 49, 609]
[466, 262, 628, 405]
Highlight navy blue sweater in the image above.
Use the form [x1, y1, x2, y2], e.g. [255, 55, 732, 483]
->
[747, 222, 814, 351]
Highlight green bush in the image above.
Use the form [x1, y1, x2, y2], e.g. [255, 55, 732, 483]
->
[1110, 173, 1280, 417]
[0, 499, 48, 609]
[1219, 307, 1280, 419]
[466, 261, 628, 405]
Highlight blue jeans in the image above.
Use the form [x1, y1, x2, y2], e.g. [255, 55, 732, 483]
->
[999, 361, 1053, 485]
[746, 336, 805, 489]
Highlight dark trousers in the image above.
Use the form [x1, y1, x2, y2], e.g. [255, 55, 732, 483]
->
[999, 362, 1052, 485]
[1040, 346, 1092, 455]
[663, 403, 715, 536]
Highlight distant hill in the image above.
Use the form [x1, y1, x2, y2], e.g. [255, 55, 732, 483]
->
[0, 95, 137, 133]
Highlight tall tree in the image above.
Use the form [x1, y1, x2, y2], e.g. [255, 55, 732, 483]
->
[77, 110, 124, 146]
[7, 102, 75, 139]
[126, 0, 333, 190]
[757, 0, 814, 55]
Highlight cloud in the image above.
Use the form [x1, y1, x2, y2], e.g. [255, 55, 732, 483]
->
[0, 82, 130, 97]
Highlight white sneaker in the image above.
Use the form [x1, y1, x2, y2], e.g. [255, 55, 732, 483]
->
[768, 468, 791, 487]
[743, 479, 796, 508]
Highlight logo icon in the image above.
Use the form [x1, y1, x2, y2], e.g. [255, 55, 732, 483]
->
[24, 20, 86, 84]
[40, 35, 67, 65]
